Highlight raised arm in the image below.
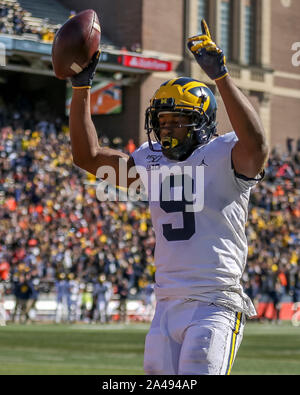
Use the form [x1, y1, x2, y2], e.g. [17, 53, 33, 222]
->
[69, 52, 137, 187]
[188, 20, 269, 178]
[215, 76, 268, 178]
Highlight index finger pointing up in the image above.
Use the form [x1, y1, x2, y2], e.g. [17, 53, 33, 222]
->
[201, 19, 211, 39]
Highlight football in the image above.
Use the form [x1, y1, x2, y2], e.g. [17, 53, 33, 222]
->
[52, 9, 101, 80]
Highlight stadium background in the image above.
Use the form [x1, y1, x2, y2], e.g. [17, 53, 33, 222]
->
[0, 0, 299, 333]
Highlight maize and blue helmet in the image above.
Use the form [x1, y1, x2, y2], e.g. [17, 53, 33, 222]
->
[145, 77, 218, 161]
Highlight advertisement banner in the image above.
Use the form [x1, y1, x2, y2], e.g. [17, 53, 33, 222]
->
[120, 55, 172, 71]
[66, 81, 122, 115]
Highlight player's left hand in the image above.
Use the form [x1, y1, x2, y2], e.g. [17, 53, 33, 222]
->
[71, 50, 101, 89]
[187, 19, 228, 81]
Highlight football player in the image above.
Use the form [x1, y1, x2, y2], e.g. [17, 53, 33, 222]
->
[69, 20, 269, 374]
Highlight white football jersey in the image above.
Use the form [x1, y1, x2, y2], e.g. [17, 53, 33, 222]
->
[131, 132, 261, 317]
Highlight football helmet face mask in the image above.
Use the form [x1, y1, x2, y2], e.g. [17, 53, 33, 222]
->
[145, 77, 218, 161]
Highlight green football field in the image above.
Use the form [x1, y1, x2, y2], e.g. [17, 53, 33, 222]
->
[0, 322, 300, 375]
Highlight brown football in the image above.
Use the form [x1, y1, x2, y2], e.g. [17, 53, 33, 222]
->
[52, 9, 101, 80]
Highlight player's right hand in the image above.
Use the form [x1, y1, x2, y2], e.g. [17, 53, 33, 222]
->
[71, 50, 101, 89]
[187, 19, 228, 81]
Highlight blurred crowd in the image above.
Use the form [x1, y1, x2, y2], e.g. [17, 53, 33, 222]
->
[0, 0, 146, 64]
[0, 1, 142, 50]
[0, 97, 156, 323]
[0, 94, 299, 323]
[244, 142, 300, 320]
[0, 0, 58, 42]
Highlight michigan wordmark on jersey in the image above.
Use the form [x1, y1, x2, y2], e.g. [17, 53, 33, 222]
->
[132, 132, 262, 317]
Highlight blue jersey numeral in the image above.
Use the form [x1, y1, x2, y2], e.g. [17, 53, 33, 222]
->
[159, 174, 196, 241]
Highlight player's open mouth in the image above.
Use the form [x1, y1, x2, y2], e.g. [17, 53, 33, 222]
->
[161, 137, 179, 149]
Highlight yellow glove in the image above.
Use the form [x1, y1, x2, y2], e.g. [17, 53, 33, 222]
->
[187, 20, 228, 81]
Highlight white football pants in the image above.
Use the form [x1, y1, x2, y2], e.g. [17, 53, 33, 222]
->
[144, 299, 245, 375]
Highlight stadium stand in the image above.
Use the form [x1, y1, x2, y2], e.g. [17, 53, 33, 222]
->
[245, 147, 300, 321]
[0, 93, 156, 322]
[17, 0, 71, 26]
[0, 0, 119, 47]
[0, 0, 62, 41]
